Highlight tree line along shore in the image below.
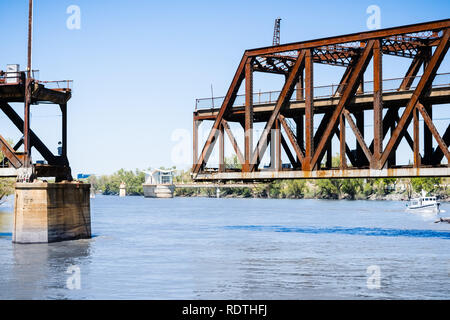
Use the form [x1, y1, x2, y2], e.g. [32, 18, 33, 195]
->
[0, 167, 448, 202]
[1, 147, 449, 202]
[85, 168, 450, 201]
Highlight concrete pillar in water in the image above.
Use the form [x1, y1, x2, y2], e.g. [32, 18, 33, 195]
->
[13, 181, 91, 244]
[119, 182, 126, 197]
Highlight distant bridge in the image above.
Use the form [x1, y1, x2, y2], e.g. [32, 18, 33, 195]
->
[192, 19, 450, 181]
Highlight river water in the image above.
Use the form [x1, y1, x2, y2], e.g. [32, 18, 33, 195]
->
[0, 196, 449, 299]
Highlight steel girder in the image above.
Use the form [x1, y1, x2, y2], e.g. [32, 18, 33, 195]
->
[192, 20, 450, 180]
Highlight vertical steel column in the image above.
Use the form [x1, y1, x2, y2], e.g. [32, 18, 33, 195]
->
[355, 111, 365, 165]
[372, 39, 383, 169]
[388, 120, 397, 166]
[303, 49, 314, 171]
[275, 120, 281, 171]
[296, 113, 304, 157]
[423, 49, 433, 164]
[296, 70, 304, 100]
[219, 122, 224, 172]
[326, 142, 332, 169]
[423, 104, 433, 163]
[244, 58, 253, 172]
[340, 113, 346, 169]
[193, 119, 200, 166]
[60, 103, 67, 159]
[413, 107, 421, 168]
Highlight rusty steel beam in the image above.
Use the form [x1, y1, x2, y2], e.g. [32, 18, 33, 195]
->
[303, 49, 314, 170]
[343, 109, 372, 164]
[334, 126, 357, 167]
[0, 102, 57, 165]
[280, 133, 299, 168]
[431, 124, 450, 164]
[244, 57, 253, 172]
[278, 114, 304, 164]
[413, 107, 421, 168]
[274, 120, 281, 171]
[219, 122, 224, 172]
[222, 119, 245, 166]
[373, 39, 383, 168]
[311, 40, 375, 170]
[0, 135, 23, 168]
[194, 167, 450, 181]
[379, 29, 450, 168]
[417, 102, 450, 163]
[249, 50, 306, 171]
[192, 53, 248, 174]
[398, 53, 424, 91]
[393, 111, 415, 152]
[193, 119, 200, 167]
[246, 19, 449, 57]
[339, 113, 346, 169]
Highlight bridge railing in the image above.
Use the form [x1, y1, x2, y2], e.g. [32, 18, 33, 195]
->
[36, 80, 73, 92]
[0, 69, 72, 92]
[195, 72, 450, 111]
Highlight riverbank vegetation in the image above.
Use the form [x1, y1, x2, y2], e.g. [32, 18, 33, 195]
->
[174, 172, 449, 201]
[84, 162, 449, 201]
[88, 169, 146, 195]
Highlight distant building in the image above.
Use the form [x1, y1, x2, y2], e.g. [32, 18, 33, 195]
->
[119, 181, 126, 197]
[143, 169, 175, 198]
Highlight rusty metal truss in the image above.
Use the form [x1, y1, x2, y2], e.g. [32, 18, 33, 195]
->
[192, 19, 450, 181]
[0, 70, 73, 182]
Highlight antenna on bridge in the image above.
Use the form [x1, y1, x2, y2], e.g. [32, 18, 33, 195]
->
[272, 17, 281, 46]
[24, 0, 33, 168]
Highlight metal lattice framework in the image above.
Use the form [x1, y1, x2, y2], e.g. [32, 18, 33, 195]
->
[0, 72, 73, 181]
[192, 19, 450, 180]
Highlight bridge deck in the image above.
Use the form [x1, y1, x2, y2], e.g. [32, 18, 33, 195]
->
[0, 82, 71, 105]
[194, 86, 450, 121]
[195, 167, 450, 181]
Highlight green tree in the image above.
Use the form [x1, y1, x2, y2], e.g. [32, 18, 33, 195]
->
[410, 177, 441, 193]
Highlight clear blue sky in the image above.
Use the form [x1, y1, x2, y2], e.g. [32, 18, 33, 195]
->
[0, 0, 449, 175]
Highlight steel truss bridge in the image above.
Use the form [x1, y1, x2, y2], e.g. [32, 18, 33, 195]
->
[192, 19, 450, 181]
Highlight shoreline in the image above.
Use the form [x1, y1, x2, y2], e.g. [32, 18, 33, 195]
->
[174, 193, 450, 202]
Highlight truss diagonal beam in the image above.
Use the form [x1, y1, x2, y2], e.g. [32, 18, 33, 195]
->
[379, 29, 450, 168]
[222, 119, 245, 166]
[278, 114, 304, 164]
[193, 54, 248, 174]
[247, 20, 450, 57]
[0, 134, 22, 168]
[417, 102, 450, 163]
[280, 133, 299, 168]
[311, 40, 375, 169]
[249, 50, 306, 171]
[431, 125, 450, 164]
[0, 101, 57, 165]
[343, 109, 373, 164]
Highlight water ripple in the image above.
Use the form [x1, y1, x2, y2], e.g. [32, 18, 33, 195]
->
[225, 225, 450, 239]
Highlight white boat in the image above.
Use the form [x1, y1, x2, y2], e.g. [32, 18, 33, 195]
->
[406, 191, 440, 214]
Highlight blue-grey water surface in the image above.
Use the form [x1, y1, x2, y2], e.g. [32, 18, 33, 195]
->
[0, 196, 449, 299]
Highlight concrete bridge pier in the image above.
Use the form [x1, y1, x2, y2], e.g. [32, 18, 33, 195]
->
[13, 181, 91, 244]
